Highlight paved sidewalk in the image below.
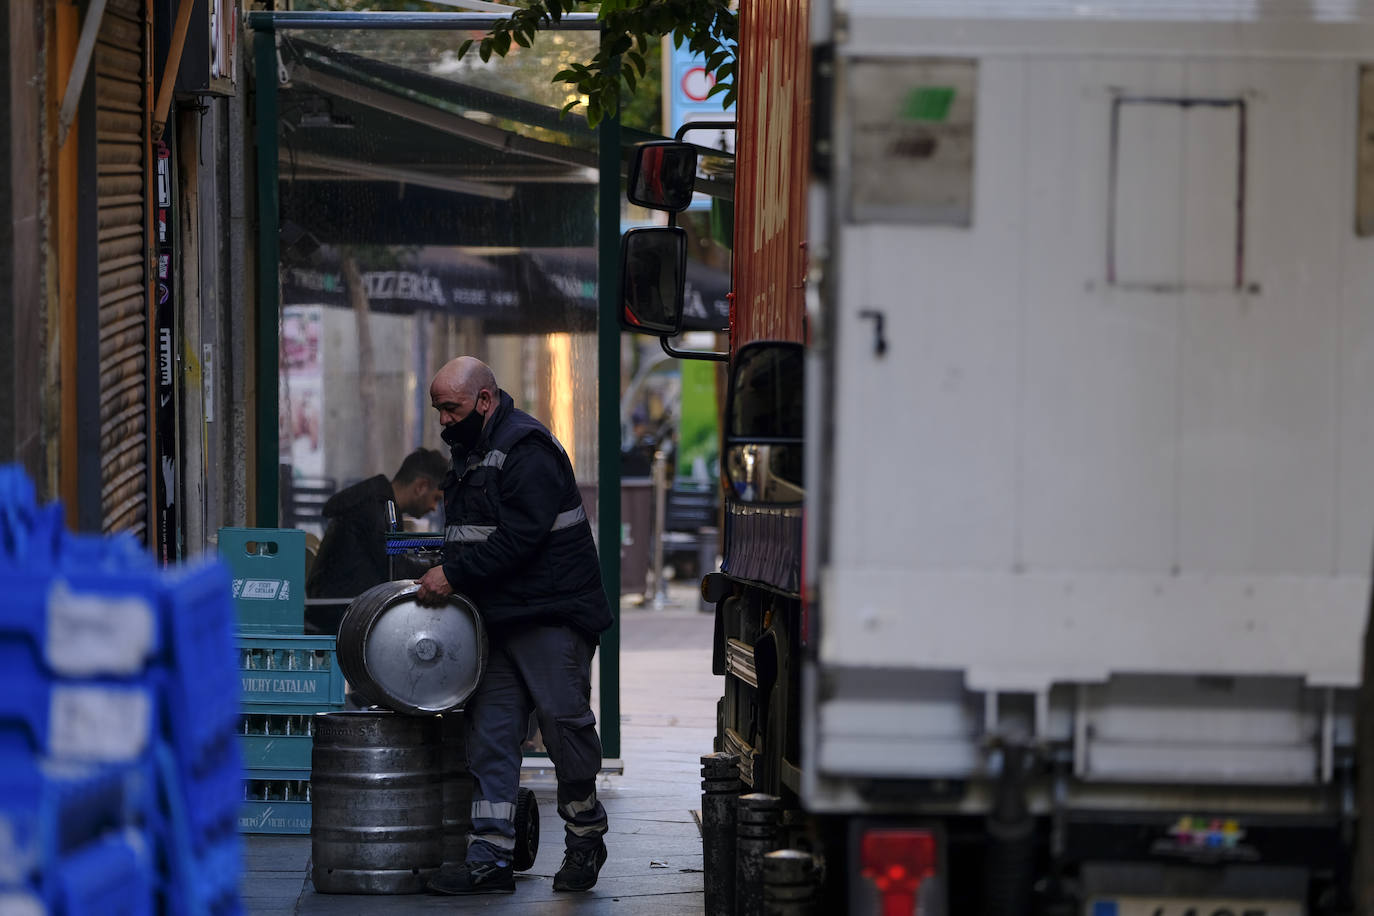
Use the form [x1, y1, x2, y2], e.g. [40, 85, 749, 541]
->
[241, 599, 720, 915]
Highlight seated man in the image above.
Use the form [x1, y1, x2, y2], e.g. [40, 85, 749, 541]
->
[305, 448, 448, 607]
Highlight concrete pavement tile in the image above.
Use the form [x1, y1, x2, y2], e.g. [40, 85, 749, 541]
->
[240, 875, 310, 896]
[612, 813, 697, 829]
[577, 872, 703, 896]
[605, 840, 709, 859]
[523, 854, 703, 881]
[607, 825, 701, 840]
[242, 853, 311, 872]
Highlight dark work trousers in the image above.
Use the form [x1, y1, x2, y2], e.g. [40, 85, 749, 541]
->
[465, 623, 609, 864]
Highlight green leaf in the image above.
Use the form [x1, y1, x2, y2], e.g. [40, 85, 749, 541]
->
[494, 31, 512, 55]
[623, 66, 637, 92]
[513, 29, 532, 48]
[562, 99, 582, 115]
[553, 68, 578, 82]
[479, 38, 493, 62]
[457, 38, 474, 59]
[628, 50, 646, 75]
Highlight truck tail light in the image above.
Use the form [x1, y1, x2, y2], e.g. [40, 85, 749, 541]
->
[860, 829, 937, 916]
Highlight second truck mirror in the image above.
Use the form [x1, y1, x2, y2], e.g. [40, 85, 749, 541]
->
[627, 141, 698, 212]
[619, 227, 687, 335]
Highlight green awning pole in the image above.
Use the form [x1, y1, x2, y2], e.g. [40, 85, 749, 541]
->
[597, 95, 622, 761]
[253, 22, 280, 527]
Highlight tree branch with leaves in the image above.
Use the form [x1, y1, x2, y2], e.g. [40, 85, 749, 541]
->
[456, 0, 737, 126]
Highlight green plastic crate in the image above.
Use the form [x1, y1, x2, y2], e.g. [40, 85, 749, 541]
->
[240, 768, 312, 835]
[219, 527, 305, 633]
[238, 704, 340, 771]
[237, 634, 344, 706]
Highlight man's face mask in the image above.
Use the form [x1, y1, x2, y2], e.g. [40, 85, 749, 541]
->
[445, 399, 485, 451]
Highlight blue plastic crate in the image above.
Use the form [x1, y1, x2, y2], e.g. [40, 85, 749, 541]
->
[155, 739, 240, 862]
[0, 660, 157, 764]
[0, 755, 152, 889]
[0, 570, 161, 681]
[0, 465, 64, 569]
[156, 835, 243, 916]
[239, 769, 312, 835]
[0, 889, 43, 914]
[236, 635, 343, 707]
[153, 744, 244, 916]
[47, 829, 153, 916]
[149, 563, 246, 910]
[158, 563, 241, 777]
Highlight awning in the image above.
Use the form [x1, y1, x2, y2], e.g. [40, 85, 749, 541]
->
[282, 245, 730, 332]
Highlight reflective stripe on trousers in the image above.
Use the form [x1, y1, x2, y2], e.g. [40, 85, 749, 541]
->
[467, 798, 517, 860]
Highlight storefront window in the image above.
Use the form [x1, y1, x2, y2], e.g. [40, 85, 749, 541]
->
[274, 27, 603, 537]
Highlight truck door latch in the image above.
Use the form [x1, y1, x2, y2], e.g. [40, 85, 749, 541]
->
[858, 310, 888, 357]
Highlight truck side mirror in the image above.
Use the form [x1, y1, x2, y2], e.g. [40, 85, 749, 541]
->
[723, 341, 805, 505]
[627, 141, 698, 212]
[619, 227, 688, 335]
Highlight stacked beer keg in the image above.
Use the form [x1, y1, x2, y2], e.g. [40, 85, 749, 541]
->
[311, 581, 539, 894]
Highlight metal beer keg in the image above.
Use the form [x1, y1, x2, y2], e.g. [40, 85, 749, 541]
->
[337, 580, 487, 715]
[310, 710, 443, 894]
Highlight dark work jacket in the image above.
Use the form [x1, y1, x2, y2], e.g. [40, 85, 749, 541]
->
[441, 390, 612, 640]
[305, 475, 393, 599]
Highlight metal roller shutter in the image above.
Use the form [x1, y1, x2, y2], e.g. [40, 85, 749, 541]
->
[94, 0, 150, 538]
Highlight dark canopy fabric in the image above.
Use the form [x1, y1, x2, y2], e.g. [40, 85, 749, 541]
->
[282, 246, 730, 333]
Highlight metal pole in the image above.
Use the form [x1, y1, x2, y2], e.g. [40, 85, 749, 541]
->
[596, 86, 622, 760]
[650, 448, 667, 609]
[252, 23, 280, 527]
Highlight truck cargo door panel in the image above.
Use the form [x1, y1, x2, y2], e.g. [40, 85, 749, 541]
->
[847, 58, 976, 225]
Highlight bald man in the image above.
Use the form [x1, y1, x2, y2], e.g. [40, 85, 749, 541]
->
[417, 357, 613, 896]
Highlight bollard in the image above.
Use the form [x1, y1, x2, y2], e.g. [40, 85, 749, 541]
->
[649, 449, 669, 609]
[736, 792, 783, 916]
[701, 753, 741, 916]
[763, 849, 819, 916]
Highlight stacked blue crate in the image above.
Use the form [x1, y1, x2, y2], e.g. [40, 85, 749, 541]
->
[155, 561, 245, 915]
[0, 464, 246, 916]
[0, 483, 158, 913]
[0, 755, 154, 915]
[220, 528, 345, 835]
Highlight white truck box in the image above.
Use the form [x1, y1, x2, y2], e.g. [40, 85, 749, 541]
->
[807, 0, 1374, 815]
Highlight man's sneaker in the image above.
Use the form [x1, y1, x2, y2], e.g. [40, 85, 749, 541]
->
[553, 841, 607, 892]
[427, 860, 516, 895]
